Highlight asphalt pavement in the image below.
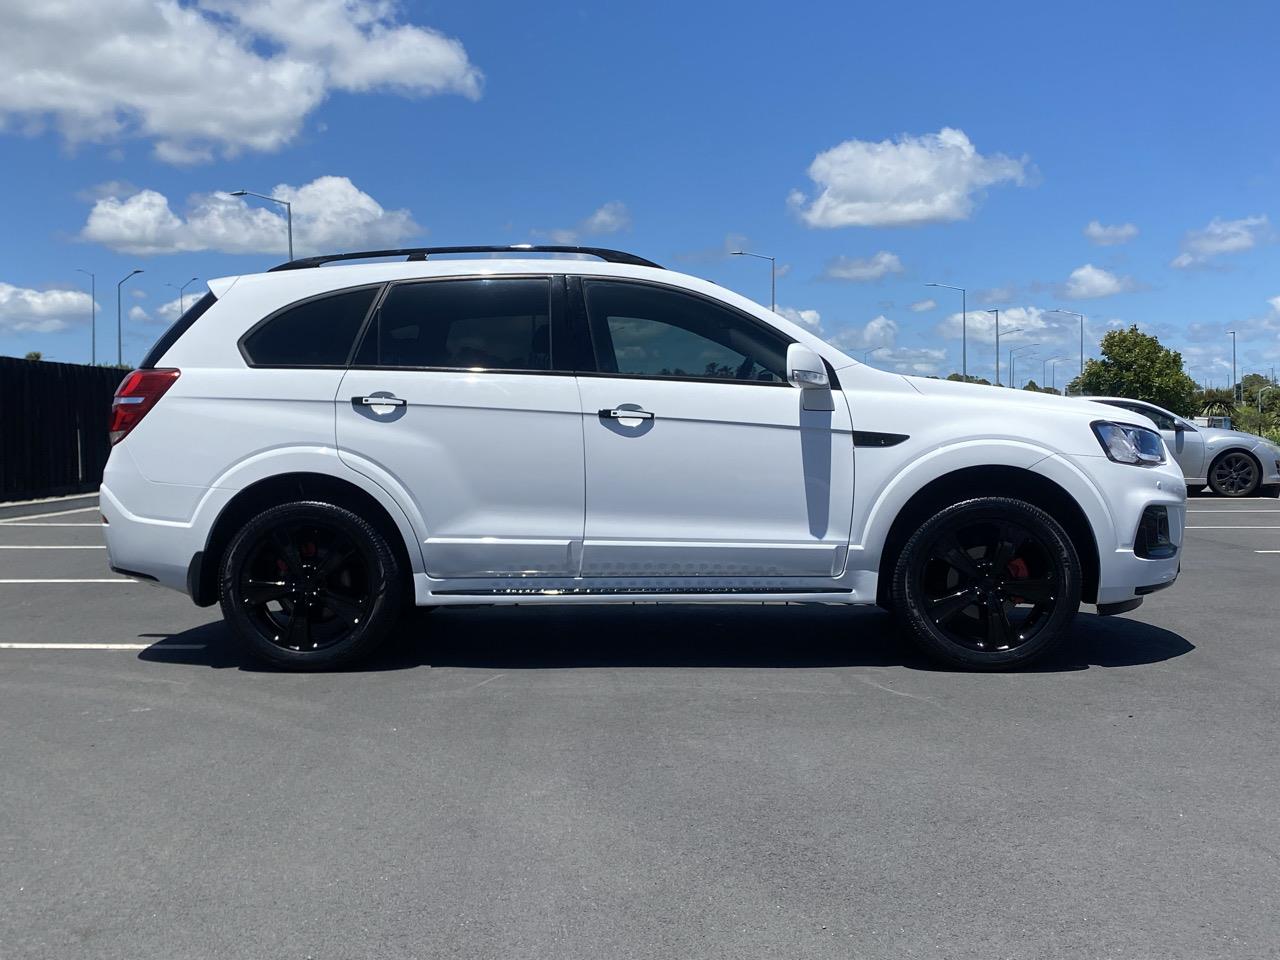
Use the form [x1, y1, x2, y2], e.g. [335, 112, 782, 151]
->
[2, 492, 1278, 959]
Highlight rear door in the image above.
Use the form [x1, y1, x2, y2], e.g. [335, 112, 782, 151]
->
[572, 278, 854, 579]
[336, 275, 585, 579]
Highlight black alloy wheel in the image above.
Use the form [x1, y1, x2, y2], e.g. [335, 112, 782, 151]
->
[220, 501, 402, 669]
[1208, 451, 1260, 498]
[892, 497, 1082, 670]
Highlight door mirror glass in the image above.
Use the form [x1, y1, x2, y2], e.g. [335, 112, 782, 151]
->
[786, 343, 829, 389]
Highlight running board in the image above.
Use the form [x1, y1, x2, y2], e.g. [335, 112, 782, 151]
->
[434, 586, 855, 597]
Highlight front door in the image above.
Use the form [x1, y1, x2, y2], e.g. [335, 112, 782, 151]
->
[336, 275, 584, 579]
[573, 278, 854, 579]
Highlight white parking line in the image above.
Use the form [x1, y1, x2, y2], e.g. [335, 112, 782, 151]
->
[1255, 550, 1280, 554]
[0, 643, 204, 650]
[0, 506, 99, 523]
[0, 578, 134, 584]
[0, 523, 102, 527]
[0, 545, 106, 550]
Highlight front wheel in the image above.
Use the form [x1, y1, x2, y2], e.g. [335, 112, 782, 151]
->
[891, 497, 1082, 670]
[1208, 451, 1260, 498]
[219, 501, 403, 670]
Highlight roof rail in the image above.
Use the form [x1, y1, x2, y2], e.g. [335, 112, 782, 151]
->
[267, 244, 663, 272]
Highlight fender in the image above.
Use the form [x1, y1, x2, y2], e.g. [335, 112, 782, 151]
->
[195, 445, 428, 573]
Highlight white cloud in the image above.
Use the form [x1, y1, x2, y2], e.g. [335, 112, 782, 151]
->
[828, 315, 900, 353]
[0, 283, 95, 334]
[156, 296, 188, 323]
[80, 177, 418, 257]
[775, 306, 822, 330]
[1269, 295, 1280, 314]
[1170, 215, 1269, 269]
[935, 305, 1063, 344]
[823, 251, 904, 282]
[1063, 263, 1135, 299]
[1083, 220, 1138, 246]
[0, 0, 481, 163]
[909, 298, 936, 312]
[128, 305, 150, 322]
[540, 202, 631, 245]
[788, 127, 1028, 228]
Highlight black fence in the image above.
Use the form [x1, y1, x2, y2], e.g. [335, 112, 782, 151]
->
[0, 357, 124, 502]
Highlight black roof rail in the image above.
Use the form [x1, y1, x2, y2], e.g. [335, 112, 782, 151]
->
[267, 244, 663, 272]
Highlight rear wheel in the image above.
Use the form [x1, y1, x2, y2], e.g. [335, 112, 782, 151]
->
[891, 497, 1082, 670]
[219, 501, 403, 670]
[1208, 451, 1260, 498]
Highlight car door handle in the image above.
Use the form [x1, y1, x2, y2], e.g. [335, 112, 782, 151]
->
[354, 395, 406, 407]
[598, 407, 655, 421]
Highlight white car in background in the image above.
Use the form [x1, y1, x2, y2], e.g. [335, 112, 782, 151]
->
[1086, 396, 1280, 498]
[101, 245, 1185, 671]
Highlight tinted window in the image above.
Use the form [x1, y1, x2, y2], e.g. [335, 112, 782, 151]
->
[141, 291, 217, 368]
[583, 281, 788, 383]
[242, 287, 378, 366]
[356, 278, 552, 370]
[1112, 401, 1176, 430]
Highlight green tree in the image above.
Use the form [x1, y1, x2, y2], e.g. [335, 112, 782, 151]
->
[23, 350, 42, 361]
[946, 373, 992, 386]
[1065, 325, 1198, 416]
[1200, 388, 1235, 418]
[1022, 378, 1042, 392]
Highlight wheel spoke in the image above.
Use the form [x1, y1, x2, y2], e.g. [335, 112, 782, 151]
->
[316, 534, 358, 578]
[283, 602, 311, 649]
[1006, 576, 1056, 603]
[926, 588, 976, 624]
[321, 591, 364, 625]
[242, 578, 293, 607]
[989, 522, 1018, 571]
[985, 602, 1015, 648]
[269, 527, 306, 578]
[937, 534, 980, 580]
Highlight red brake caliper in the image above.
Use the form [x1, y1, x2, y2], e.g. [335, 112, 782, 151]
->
[1006, 556, 1029, 603]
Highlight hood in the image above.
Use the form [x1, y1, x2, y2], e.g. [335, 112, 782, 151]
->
[904, 375, 1131, 420]
[1202, 426, 1278, 448]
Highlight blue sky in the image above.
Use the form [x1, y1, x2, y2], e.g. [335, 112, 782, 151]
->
[1, 0, 1278, 388]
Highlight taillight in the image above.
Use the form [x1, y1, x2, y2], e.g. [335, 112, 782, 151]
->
[109, 368, 180, 445]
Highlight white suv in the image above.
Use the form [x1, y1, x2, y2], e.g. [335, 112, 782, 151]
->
[102, 245, 1184, 671]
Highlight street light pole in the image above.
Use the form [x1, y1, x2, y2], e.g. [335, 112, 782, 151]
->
[1227, 330, 1238, 402]
[167, 277, 199, 315]
[1009, 343, 1040, 390]
[730, 250, 775, 311]
[76, 269, 95, 364]
[927, 282, 966, 379]
[116, 269, 143, 366]
[1049, 309, 1086, 378]
[1050, 357, 1071, 391]
[987, 308, 1001, 385]
[230, 189, 293, 261]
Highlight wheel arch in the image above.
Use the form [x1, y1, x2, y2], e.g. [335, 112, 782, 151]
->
[189, 472, 417, 607]
[874, 465, 1101, 607]
[1207, 445, 1263, 491]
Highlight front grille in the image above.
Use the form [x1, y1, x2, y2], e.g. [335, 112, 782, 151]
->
[1134, 506, 1177, 560]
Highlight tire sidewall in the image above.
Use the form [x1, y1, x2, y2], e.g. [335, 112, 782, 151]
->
[1209, 452, 1260, 498]
[892, 497, 1082, 670]
[219, 501, 402, 670]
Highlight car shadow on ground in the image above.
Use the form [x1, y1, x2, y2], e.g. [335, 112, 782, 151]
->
[137, 604, 1194, 674]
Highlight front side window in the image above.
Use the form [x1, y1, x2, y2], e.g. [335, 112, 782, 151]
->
[583, 280, 789, 383]
[356, 277, 552, 371]
[241, 287, 378, 367]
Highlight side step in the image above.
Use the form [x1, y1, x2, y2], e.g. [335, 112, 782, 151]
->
[434, 586, 855, 597]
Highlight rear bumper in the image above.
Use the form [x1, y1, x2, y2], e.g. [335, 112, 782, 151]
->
[100, 483, 212, 596]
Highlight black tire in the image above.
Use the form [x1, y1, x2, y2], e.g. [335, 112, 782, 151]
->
[891, 497, 1082, 671]
[1207, 451, 1261, 498]
[219, 501, 403, 670]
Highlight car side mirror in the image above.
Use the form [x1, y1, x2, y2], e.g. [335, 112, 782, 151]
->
[786, 343, 829, 390]
[1173, 421, 1185, 432]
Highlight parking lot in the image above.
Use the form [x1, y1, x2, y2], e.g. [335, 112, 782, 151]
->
[2, 493, 1278, 959]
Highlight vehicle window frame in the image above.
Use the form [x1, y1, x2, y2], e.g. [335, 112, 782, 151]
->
[238, 283, 385, 369]
[576, 277, 817, 388]
[347, 274, 571, 376]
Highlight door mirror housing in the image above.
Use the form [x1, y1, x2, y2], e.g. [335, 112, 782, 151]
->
[786, 343, 829, 390]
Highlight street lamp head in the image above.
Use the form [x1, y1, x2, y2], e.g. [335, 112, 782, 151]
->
[229, 190, 247, 197]
[730, 250, 745, 256]
[130, 269, 143, 277]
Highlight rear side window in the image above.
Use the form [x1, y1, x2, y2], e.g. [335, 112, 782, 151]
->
[140, 291, 217, 368]
[241, 287, 379, 367]
[354, 277, 552, 371]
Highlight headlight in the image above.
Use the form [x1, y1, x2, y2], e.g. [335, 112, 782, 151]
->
[1091, 421, 1166, 466]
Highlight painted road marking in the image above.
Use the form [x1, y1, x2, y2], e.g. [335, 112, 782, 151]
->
[0, 523, 102, 528]
[0, 643, 204, 650]
[1254, 550, 1280, 554]
[0, 506, 99, 523]
[0, 545, 106, 550]
[0, 578, 135, 584]
[1186, 526, 1280, 530]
